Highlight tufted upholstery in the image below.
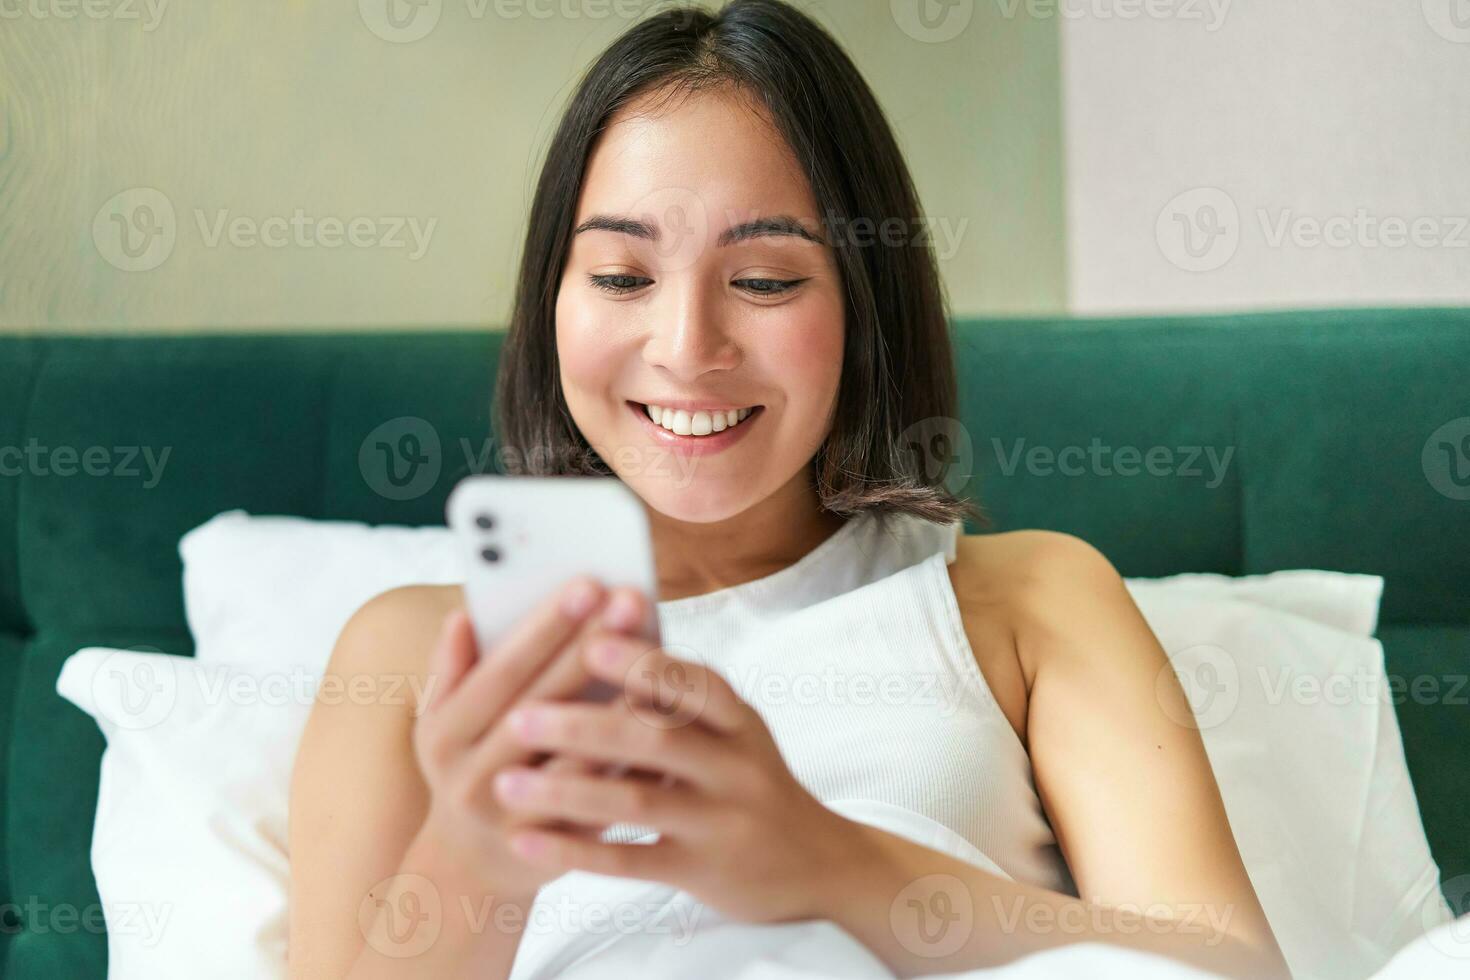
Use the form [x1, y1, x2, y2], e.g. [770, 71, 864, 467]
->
[2, 309, 1467, 975]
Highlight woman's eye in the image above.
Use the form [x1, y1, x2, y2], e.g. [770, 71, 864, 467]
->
[587, 273, 651, 294]
[734, 277, 807, 296]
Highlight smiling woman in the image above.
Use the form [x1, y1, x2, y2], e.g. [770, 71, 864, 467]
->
[286, 3, 1292, 979]
[495, 1, 969, 528]
[551, 84, 854, 522]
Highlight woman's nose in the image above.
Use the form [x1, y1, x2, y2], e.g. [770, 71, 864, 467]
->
[641, 290, 741, 382]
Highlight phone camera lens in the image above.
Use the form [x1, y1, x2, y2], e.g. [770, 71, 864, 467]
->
[480, 546, 500, 563]
[475, 514, 495, 530]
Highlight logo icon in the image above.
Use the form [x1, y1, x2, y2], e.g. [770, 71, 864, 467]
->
[899, 416, 975, 496]
[359, 416, 442, 501]
[891, 0, 974, 43]
[624, 185, 710, 275]
[1158, 643, 1239, 730]
[359, 0, 442, 43]
[625, 643, 710, 731]
[889, 874, 973, 958]
[358, 874, 442, 958]
[93, 188, 176, 273]
[91, 649, 178, 731]
[1423, 0, 1470, 43]
[1156, 187, 1240, 272]
[1424, 874, 1470, 958]
[1423, 417, 1470, 501]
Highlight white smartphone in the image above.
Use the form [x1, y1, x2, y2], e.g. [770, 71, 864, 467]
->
[445, 475, 661, 702]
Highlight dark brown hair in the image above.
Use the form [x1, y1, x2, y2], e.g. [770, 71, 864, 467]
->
[494, 0, 977, 525]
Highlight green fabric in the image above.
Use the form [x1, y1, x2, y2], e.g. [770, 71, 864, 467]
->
[2, 309, 1466, 975]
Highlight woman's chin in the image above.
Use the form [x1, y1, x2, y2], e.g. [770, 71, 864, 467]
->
[622, 475, 755, 525]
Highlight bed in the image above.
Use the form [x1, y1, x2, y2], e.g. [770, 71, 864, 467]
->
[1, 308, 1466, 975]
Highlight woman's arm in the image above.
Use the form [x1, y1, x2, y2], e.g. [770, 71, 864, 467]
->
[289, 578, 643, 978]
[287, 586, 534, 978]
[809, 531, 1290, 979]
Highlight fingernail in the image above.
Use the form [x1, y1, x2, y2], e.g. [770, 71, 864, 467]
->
[508, 708, 542, 739]
[511, 833, 545, 858]
[594, 639, 623, 667]
[495, 771, 530, 800]
[561, 580, 600, 619]
[605, 591, 640, 631]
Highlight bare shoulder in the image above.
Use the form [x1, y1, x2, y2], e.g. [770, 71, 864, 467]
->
[950, 529, 1120, 596]
[326, 583, 464, 713]
[947, 531, 1132, 710]
[955, 533, 1283, 962]
[291, 583, 462, 822]
[289, 582, 465, 976]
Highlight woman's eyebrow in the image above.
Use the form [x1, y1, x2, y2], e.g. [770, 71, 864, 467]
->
[717, 215, 826, 247]
[573, 214, 659, 240]
[572, 213, 825, 246]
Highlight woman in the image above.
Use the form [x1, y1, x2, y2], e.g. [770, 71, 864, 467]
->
[289, 2, 1289, 977]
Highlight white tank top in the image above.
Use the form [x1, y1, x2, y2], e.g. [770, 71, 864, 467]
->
[601, 511, 1077, 898]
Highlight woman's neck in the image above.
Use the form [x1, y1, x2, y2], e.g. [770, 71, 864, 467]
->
[644, 473, 848, 602]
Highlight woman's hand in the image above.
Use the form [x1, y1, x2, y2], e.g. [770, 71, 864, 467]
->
[409, 577, 649, 900]
[487, 595, 874, 925]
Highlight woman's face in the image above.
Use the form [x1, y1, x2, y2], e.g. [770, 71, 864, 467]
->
[555, 86, 844, 524]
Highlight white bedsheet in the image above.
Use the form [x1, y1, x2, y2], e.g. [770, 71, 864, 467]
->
[508, 799, 1468, 980]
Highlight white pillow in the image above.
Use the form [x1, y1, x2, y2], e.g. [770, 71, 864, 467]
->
[179, 509, 462, 668]
[1127, 568, 1385, 637]
[1123, 586, 1453, 979]
[1373, 910, 1470, 977]
[57, 649, 312, 980]
[61, 512, 1452, 980]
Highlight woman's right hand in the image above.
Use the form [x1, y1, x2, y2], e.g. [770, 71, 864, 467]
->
[407, 576, 650, 899]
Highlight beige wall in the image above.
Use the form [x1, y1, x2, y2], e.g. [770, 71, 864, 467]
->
[1060, 0, 1470, 314]
[0, 0, 1068, 333]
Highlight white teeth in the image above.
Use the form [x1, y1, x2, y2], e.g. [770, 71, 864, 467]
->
[642, 403, 756, 437]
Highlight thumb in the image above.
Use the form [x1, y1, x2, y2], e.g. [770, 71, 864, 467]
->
[422, 608, 477, 714]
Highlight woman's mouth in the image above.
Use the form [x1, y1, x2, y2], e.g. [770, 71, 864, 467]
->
[627, 400, 764, 457]
[642, 402, 758, 435]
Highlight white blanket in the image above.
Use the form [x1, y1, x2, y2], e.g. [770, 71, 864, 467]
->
[508, 799, 1469, 980]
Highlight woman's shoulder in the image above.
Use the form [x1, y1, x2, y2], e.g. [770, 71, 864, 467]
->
[345, 582, 463, 632]
[948, 530, 1131, 679]
[326, 584, 464, 713]
[950, 529, 1121, 597]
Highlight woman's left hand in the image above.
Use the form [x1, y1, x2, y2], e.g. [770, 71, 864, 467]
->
[490, 624, 872, 925]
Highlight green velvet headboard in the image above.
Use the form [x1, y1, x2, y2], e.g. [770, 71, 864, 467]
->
[2, 308, 1467, 976]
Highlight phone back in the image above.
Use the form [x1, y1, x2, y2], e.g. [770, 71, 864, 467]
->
[446, 475, 660, 654]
